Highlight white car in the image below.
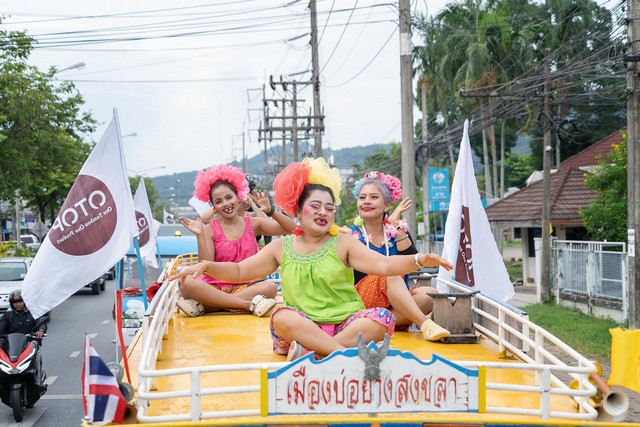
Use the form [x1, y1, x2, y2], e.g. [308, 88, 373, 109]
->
[20, 235, 41, 252]
[0, 257, 33, 312]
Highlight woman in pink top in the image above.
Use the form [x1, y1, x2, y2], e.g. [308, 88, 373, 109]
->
[177, 164, 295, 317]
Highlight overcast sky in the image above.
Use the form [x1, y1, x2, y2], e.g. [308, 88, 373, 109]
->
[1, 0, 449, 176]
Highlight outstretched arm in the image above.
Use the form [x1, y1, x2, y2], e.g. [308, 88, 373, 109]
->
[170, 239, 282, 283]
[339, 234, 452, 277]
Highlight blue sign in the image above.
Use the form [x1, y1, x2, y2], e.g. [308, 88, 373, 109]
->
[429, 200, 450, 212]
[428, 168, 450, 201]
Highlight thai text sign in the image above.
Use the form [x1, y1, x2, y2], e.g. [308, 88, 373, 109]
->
[267, 349, 479, 414]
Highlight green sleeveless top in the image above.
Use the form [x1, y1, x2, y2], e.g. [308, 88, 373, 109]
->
[281, 234, 365, 324]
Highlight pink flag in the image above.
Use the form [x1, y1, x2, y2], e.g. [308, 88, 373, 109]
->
[22, 109, 138, 318]
[437, 120, 514, 302]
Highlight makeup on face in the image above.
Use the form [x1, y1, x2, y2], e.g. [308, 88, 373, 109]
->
[211, 187, 238, 216]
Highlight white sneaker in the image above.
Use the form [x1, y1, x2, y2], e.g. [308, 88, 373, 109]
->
[249, 295, 277, 317]
[176, 298, 206, 317]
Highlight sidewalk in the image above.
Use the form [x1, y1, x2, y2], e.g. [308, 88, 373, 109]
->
[500, 244, 538, 308]
[508, 284, 537, 308]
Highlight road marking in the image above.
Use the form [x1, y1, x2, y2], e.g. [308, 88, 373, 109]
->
[102, 320, 110, 325]
[0, 406, 45, 425]
[44, 376, 57, 386]
[40, 394, 82, 400]
[69, 351, 81, 358]
[88, 333, 98, 339]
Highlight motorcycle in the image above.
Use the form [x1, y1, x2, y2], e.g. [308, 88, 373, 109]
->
[0, 333, 47, 422]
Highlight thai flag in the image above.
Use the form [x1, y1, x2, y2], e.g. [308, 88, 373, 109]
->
[82, 336, 126, 424]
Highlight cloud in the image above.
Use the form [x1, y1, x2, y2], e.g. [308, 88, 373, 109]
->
[1, 0, 448, 175]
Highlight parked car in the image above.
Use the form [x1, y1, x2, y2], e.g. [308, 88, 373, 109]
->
[104, 265, 116, 280]
[19, 235, 41, 252]
[0, 257, 34, 312]
[84, 275, 106, 295]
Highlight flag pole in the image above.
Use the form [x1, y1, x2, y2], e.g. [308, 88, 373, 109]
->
[133, 236, 148, 310]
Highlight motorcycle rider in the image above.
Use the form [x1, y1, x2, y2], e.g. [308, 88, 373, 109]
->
[0, 290, 48, 388]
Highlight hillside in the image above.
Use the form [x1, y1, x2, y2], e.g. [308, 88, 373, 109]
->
[151, 143, 392, 206]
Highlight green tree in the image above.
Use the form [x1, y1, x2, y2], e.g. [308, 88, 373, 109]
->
[503, 153, 535, 189]
[129, 176, 162, 219]
[580, 134, 627, 242]
[1, 22, 96, 222]
[527, 0, 625, 169]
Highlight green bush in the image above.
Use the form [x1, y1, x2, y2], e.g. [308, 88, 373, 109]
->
[0, 241, 33, 257]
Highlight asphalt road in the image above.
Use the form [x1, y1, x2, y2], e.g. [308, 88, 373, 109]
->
[0, 278, 120, 426]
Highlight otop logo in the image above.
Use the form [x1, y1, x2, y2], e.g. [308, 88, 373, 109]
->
[135, 211, 150, 247]
[49, 175, 118, 256]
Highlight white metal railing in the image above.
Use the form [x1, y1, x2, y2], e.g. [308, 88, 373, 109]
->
[132, 256, 602, 424]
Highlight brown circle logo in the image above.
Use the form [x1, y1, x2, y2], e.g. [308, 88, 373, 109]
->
[135, 210, 150, 247]
[49, 175, 118, 256]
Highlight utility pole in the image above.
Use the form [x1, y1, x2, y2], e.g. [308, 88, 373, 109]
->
[399, 0, 417, 237]
[292, 82, 299, 161]
[421, 80, 431, 252]
[259, 76, 318, 173]
[626, 0, 640, 329]
[310, 0, 323, 158]
[540, 49, 552, 302]
[262, 85, 269, 171]
[14, 195, 20, 243]
[242, 131, 247, 171]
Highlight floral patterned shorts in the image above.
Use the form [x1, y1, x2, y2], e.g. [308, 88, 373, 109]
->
[269, 306, 396, 355]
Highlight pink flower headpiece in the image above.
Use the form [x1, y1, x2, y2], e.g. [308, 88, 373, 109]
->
[193, 164, 249, 202]
[352, 171, 402, 203]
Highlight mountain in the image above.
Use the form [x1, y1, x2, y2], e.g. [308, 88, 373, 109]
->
[151, 143, 392, 206]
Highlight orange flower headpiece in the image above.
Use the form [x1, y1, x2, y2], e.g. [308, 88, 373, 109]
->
[273, 157, 342, 217]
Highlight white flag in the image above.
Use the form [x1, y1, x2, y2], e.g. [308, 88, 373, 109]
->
[437, 119, 514, 302]
[133, 179, 159, 268]
[22, 110, 138, 318]
[163, 208, 174, 224]
[188, 196, 211, 217]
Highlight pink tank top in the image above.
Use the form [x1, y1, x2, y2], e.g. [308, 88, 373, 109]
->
[201, 216, 259, 287]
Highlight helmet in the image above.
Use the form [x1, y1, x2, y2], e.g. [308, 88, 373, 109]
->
[9, 289, 22, 302]
[245, 174, 257, 192]
[9, 289, 24, 310]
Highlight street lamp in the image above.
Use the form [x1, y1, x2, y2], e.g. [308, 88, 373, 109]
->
[53, 62, 86, 76]
[55, 61, 86, 74]
[128, 166, 166, 177]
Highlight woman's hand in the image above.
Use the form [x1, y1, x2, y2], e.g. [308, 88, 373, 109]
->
[181, 215, 205, 235]
[252, 190, 272, 215]
[417, 253, 453, 271]
[169, 261, 207, 281]
[388, 197, 412, 224]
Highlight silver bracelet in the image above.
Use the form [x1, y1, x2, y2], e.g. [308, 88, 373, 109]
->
[414, 253, 425, 268]
[395, 234, 409, 243]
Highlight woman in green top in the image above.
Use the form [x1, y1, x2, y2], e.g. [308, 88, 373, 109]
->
[171, 158, 453, 361]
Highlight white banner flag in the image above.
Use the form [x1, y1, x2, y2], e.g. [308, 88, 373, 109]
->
[133, 179, 159, 268]
[22, 109, 139, 318]
[437, 119, 514, 302]
[163, 208, 174, 224]
[188, 196, 211, 217]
